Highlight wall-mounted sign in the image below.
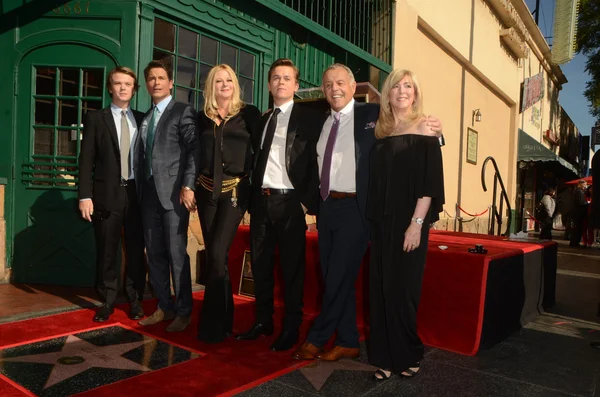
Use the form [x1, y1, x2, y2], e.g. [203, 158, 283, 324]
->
[467, 128, 478, 165]
[521, 72, 544, 113]
[544, 129, 559, 146]
[530, 104, 541, 128]
[592, 126, 600, 146]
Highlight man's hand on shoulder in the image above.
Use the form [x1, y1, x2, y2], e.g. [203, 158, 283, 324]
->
[425, 115, 443, 137]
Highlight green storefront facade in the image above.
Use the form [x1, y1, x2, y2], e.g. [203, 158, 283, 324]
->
[0, 0, 392, 286]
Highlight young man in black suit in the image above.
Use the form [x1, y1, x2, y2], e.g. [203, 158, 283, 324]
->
[292, 64, 443, 361]
[236, 59, 325, 351]
[135, 60, 198, 332]
[78, 66, 147, 323]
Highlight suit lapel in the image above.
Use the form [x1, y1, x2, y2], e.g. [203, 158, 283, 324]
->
[133, 108, 152, 179]
[285, 104, 300, 173]
[353, 102, 366, 162]
[102, 107, 120, 157]
[254, 110, 271, 170]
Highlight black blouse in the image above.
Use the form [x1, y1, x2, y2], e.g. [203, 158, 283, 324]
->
[198, 105, 262, 177]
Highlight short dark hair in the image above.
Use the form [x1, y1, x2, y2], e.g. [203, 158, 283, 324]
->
[268, 58, 300, 82]
[144, 60, 173, 81]
[106, 66, 139, 93]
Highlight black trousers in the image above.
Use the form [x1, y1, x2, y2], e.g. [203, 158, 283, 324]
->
[570, 211, 586, 246]
[141, 178, 193, 317]
[196, 179, 249, 343]
[250, 191, 307, 331]
[93, 182, 146, 307]
[539, 216, 553, 240]
[307, 197, 369, 348]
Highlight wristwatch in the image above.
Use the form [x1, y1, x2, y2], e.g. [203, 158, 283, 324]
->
[412, 217, 424, 225]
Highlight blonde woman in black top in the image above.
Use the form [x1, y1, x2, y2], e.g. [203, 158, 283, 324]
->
[196, 64, 261, 343]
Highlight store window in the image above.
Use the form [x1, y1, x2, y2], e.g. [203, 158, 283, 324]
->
[29, 67, 104, 187]
[153, 18, 257, 107]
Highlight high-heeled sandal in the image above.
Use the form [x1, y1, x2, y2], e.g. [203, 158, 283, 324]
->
[400, 362, 420, 378]
[373, 368, 392, 381]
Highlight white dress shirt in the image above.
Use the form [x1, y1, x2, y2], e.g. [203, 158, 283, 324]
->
[317, 99, 356, 193]
[261, 99, 295, 189]
[110, 103, 138, 180]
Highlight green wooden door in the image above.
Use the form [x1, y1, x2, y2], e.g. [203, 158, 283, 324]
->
[11, 44, 114, 286]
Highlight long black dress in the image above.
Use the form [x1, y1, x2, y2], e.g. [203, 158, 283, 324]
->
[196, 105, 262, 343]
[367, 134, 444, 373]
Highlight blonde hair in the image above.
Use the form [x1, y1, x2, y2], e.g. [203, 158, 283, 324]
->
[203, 64, 244, 120]
[375, 69, 424, 139]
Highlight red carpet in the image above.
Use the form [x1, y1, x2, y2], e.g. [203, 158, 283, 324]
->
[229, 226, 556, 356]
[0, 293, 311, 397]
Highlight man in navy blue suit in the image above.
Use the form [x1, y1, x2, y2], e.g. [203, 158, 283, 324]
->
[292, 63, 443, 361]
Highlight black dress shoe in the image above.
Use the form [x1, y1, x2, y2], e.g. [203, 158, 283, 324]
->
[93, 304, 114, 323]
[129, 300, 145, 320]
[235, 323, 274, 341]
[270, 329, 299, 351]
[591, 342, 600, 349]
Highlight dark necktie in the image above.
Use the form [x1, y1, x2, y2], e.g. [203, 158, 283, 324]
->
[320, 112, 340, 200]
[144, 106, 158, 180]
[212, 116, 225, 200]
[254, 108, 281, 189]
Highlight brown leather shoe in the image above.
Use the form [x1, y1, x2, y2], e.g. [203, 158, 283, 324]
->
[316, 346, 360, 361]
[291, 341, 322, 360]
[138, 308, 175, 326]
[165, 316, 191, 332]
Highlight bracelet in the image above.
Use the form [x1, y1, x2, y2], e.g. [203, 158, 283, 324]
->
[182, 186, 193, 191]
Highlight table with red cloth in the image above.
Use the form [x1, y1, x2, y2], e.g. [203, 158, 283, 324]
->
[227, 226, 557, 356]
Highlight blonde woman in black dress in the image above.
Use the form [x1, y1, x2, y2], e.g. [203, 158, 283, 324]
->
[367, 69, 444, 380]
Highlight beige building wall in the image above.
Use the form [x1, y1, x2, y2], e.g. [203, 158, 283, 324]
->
[393, 0, 519, 231]
[403, 0, 520, 100]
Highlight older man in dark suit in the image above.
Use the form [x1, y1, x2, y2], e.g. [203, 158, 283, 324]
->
[135, 60, 199, 332]
[293, 64, 443, 361]
[78, 66, 146, 323]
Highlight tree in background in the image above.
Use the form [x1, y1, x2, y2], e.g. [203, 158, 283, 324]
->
[577, 0, 600, 122]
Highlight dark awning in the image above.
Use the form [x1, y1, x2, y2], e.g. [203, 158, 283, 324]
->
[518, 129, 579, 175]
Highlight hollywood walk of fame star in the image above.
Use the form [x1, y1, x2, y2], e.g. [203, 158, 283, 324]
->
[0, 334, 154, 389]
[299, 359, 377, 391]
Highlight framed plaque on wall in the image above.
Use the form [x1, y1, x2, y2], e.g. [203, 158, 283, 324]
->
[467, 128, 478, 165]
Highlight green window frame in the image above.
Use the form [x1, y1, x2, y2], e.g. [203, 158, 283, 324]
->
[152, 17, 258, 108]
[25, 66, 106, 189]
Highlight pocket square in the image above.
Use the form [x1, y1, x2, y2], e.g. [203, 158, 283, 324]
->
[365, 121, 376, 129]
